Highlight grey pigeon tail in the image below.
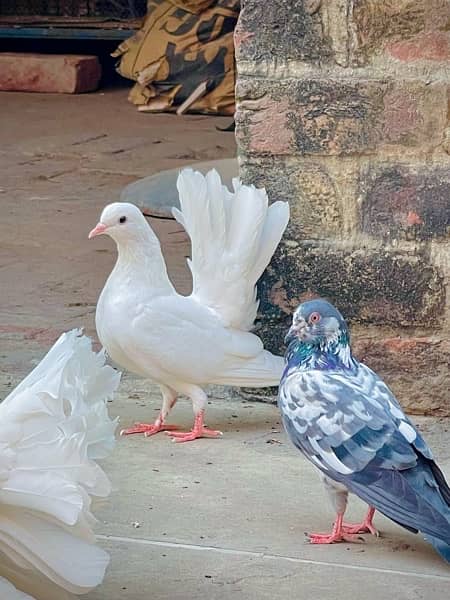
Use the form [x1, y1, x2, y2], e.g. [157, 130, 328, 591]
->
[278, 298, 450, 562]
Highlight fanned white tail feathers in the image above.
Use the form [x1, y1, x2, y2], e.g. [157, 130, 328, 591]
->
[174, 169, 290, 331]
[0, 330, 120, 599]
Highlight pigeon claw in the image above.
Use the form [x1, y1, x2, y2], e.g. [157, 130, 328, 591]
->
[165, 410, 223, 443]
[166, 427, 223, 443]
[308, 531, 364, 545]
[342, 521, 379, 537]
[307, 513, 365, 544]
[342, 507, 379, 537]
[119, 422, 179, 436]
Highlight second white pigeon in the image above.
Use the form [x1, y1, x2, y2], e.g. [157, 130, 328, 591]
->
[89, 168, 289, 442]
[0, 329, 120, 599]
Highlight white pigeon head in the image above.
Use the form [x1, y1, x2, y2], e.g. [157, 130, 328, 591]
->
[89, 202, 149, 244]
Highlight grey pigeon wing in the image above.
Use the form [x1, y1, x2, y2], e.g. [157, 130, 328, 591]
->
[279, 369, 419, 476]
[357, 362, 433, 460]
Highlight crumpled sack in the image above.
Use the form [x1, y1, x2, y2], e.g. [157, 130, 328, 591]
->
[112, 0, 239, 115]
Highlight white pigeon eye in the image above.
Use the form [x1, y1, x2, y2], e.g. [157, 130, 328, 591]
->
[119, 216, 127, 224]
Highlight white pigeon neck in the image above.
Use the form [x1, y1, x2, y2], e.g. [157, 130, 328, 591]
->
[112, 232, 173, 294]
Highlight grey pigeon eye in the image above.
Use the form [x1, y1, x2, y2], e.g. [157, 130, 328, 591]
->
[119, 216, 127, 224]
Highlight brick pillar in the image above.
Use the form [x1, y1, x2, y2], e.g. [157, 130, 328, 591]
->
[235, 0, 450, 414]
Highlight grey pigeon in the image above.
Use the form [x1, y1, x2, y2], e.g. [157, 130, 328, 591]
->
[279, 298, 450, 562]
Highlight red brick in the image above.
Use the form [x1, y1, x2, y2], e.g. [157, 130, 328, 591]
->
[360, 164, 450, 240]
[352, 0, 425, 63]
[236, 96, 295, 155]
[381, 82, 446, 149]
[387, 31, 450, 62]
[0, 53, 101, 94]
[382, 87, 420, 142]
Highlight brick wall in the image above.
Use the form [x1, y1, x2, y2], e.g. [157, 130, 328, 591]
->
[235, 0, 450, 414]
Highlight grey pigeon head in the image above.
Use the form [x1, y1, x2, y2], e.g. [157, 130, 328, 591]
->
[286, 299, 349, 346]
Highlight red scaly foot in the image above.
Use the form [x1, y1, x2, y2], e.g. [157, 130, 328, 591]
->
[342, 507, 379, 536]
[166, 410, 222, 443]
[120, 419, 179, 437]
[308, 513, 365, 545]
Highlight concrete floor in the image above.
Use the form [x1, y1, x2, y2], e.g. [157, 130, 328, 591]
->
[1, 89, 450, 599]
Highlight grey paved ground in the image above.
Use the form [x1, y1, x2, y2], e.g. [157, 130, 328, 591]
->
[88, 377, 450, 599]
[1, 89, 449, 599]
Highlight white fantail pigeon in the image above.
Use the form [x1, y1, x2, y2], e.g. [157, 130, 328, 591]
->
[0, 330, 120, 599]
[89, 168, 289, 442]
[279, 299, 450, 562]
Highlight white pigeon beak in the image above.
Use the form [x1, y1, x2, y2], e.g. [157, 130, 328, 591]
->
[89, 223, 107, 239]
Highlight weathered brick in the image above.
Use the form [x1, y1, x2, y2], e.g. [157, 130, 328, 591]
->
[381, 82, 447, 150]
[237, 78, 388, 157]
[235, 95, 295, 155]
[352, 0, 425, 62]
[386, 31, 450, 62]
[235, 0, 450, 413]
[287, 79, 387, 156]
[360, 165, 450, 241]
[353, 335, 450, 416]
[351, 1, 450, 66]
[237, 0, 332, 64]
[0, 53, 101, 94]
[239, 156, 351, 238]
[237, 78, 446, 157]
[256, 241, 445, 356]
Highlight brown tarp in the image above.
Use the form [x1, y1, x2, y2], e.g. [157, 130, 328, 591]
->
[112, 0, 239, 115]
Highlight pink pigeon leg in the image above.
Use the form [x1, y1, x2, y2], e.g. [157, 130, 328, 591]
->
[120, 384, 178, 437]
[342, 506, 378, 536]
[166, 410, 222, 443]
[308, 513, 365, 544]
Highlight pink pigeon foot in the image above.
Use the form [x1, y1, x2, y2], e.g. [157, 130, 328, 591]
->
[166, 410, 223, 443]
[342, 507, 378, 536]
[120, 420, 178, 437]
[308, 513, 365, 545]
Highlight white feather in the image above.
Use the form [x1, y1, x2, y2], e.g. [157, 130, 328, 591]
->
[0, 576, 33, 599]
[0, 330, 120, 599]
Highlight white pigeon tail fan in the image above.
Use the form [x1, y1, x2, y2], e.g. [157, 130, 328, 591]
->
[174, 168, 290, 330]
[0, 329, 120, 599]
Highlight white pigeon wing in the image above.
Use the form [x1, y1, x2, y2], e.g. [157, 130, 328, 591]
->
[173, 168, 289, 330]
[124, 294, 283, 387]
